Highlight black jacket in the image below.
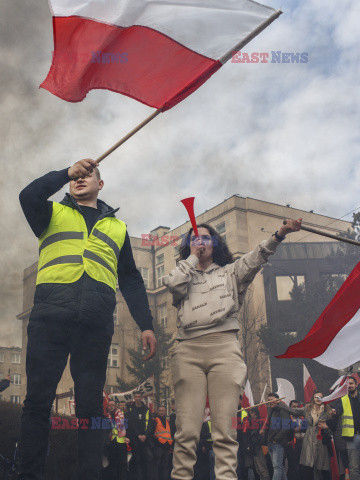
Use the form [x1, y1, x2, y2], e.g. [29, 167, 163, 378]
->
[127, 402, 154, 440]
[19, 169, 153, 335]
[266, 406, 294, 447]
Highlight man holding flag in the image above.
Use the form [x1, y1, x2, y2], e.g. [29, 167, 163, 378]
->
[18, 159, 156, 480]
[334, 376, 360, 479]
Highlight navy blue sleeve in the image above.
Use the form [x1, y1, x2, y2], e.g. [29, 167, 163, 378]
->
[0, 379, 10, 393]
[117, 232, 154, 332]
[19, 168, 71, 237]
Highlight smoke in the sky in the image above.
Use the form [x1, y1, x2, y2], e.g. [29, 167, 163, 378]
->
[1, 0, 360, 345]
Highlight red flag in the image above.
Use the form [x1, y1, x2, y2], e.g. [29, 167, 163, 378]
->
[277, 263, 360, 370]
[303, 364, 317, 403]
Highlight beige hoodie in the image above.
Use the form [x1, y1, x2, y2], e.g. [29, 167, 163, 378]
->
[164, 236, 280, 340]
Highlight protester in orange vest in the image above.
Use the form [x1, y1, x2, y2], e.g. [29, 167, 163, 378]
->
[153, 406, 173, 480]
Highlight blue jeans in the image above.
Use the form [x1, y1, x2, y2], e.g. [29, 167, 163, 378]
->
[346, 435, 360, 480]
[268, 443, 287, 480]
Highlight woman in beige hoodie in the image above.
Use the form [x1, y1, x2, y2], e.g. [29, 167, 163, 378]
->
[164, 219, 301, 480]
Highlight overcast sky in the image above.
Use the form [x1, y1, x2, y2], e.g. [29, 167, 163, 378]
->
[1, 0, 360, 346]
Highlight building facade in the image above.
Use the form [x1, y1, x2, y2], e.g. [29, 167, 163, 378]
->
[17, 196, 351, 412]
[0, 346, 22, 403]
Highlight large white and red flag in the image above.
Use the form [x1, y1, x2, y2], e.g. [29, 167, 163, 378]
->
[277, 263, 360, 370]
[303, 364, 317, 403]
[41, 0, 279, 109]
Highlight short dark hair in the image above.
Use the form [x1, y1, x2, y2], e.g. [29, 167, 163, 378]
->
[179, 223, 234, 267]
[94, 167, 101, 180]
[134, 391, 142, 397]
[289, 400, 300, 407]
[349, 375, 358, 384]
[267, 392, 279, 399]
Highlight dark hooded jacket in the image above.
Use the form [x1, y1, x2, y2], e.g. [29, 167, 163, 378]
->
[19, 168, 153, 335]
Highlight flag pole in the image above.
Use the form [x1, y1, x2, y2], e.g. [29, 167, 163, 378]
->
[283, 221, 360, 247]
[96, 109, 162, 163]
[95, 9, 282, 163]
[219, 9, 282, 65]
[238, 397, 286, 412]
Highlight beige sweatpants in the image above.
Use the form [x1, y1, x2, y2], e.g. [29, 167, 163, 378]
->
[171, 331, 247, 480]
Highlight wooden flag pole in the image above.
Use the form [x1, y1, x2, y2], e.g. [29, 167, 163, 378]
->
[283, 221, 360, 247]
[238, 397, 286, 412]
[96, 109, 162, 163]
[95, 10, 282, 163]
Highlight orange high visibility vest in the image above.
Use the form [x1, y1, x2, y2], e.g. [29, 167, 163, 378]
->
[154, 417, 173, 445]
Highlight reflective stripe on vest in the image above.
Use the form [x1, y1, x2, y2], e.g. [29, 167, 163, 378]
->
[342, 395, 354, 437]
[154, 417, 173, 445]
[36, 202, 126, 291]
[145, 409, 149, 430]
[207, 420, 212, 441]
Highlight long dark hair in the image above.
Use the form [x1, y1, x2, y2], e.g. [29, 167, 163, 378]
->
[179, 223, 234, 267]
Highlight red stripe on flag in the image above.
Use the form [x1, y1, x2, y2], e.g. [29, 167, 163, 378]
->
[276, 262, 360, 359]
[41, 16, 221, 109]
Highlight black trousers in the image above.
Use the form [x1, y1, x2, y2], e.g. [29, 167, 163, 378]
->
[153, 445, 171, 480]
[129, 440, 154, 480]
[18, 315, 112, 480]
[106, 442, 128, 480]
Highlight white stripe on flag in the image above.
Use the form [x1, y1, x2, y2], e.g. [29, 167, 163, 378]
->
[49, 0, 275, 59]
[315, 309, 360, 369]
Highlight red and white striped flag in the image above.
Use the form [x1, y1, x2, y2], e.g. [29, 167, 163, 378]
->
[303, 364, 317, 403]
[321, 379, 349, 405]
[277, 263, 360, 370]
[41, 0, 279, 109]
[241, 380, 254, 409]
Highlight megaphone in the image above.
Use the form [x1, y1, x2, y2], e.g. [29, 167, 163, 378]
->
[180, 197, 199, 237]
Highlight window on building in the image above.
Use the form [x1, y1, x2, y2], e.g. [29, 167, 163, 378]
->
[156, 265, 165, 288]
[11, 396, 21, 404]
[113, 304, 119, 325]
[158, 304, 168, 328]
[11, 374, 21, 385]
[108, 344, 119, 367]
[156, 253, 164, 265]
[276, 275, 305, 301]
[215, 222, 226, 235]
[139, 267, 149, 288]
[11, 353, 21, 364]
[0, 352, 4, 362]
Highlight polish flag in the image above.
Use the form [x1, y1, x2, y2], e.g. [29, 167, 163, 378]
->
[303, 364, 317, 403]
[277, 263, 360, 370]
[320, 379, 349, 405]
[41, 0, 279, 109]
[241, 380, 254, 409]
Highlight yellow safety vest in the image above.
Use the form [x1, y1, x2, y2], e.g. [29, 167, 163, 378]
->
[342, 395, 355, 437]
[37, 202, 126, 291]
[111, 424, 126, 443]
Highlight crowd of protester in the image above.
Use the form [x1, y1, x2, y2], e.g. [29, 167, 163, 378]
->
[102, 376, 360, 480]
